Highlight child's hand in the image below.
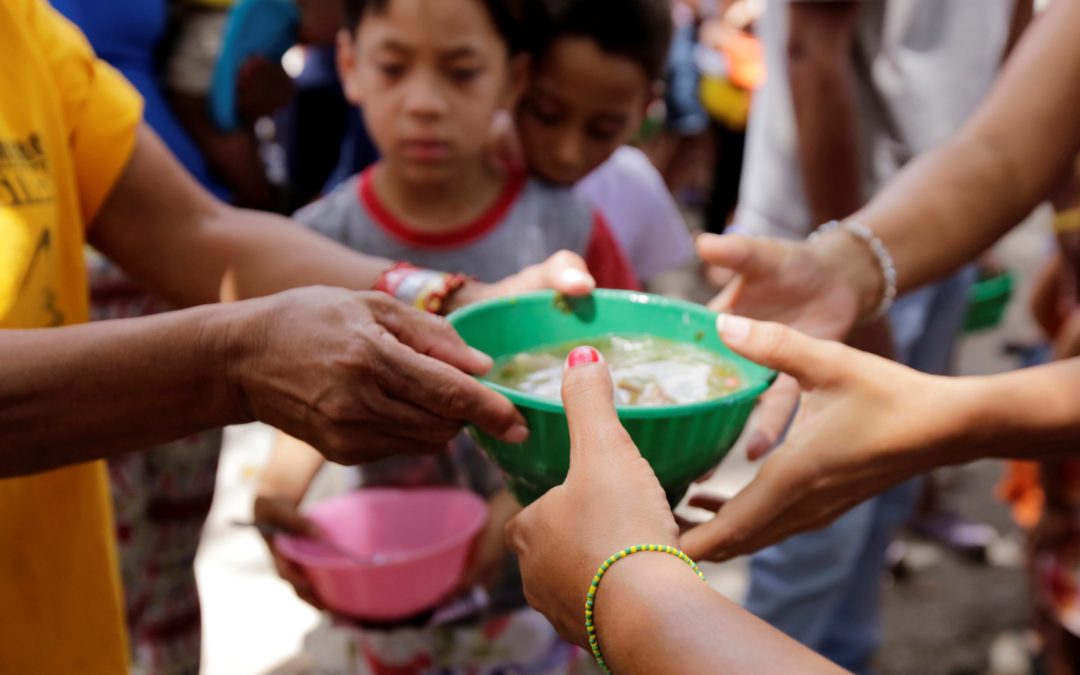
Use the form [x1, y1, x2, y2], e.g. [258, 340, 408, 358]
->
[253, 493, 326, 610]
[456, 490, 521, 593]
[449, 251, 596, 311]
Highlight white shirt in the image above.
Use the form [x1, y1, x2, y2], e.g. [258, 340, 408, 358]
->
[735, 0, 1015, 240]
[576, 146, 696, 282]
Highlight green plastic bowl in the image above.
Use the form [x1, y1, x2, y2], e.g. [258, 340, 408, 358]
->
[963, 270, 1015, 334]
[448, 290, 776, 505]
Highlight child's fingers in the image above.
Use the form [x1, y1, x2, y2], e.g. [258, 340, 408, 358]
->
[273, 555, 326, 610]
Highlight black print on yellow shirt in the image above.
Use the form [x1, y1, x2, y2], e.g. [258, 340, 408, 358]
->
[16, 228, 65, 326]
[0, 133, 55, 207]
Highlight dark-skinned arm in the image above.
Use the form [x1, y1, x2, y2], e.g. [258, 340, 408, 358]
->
[787, 1, 865, 226]
[87, 125, 585, 309]
[1, 124, 596, 475]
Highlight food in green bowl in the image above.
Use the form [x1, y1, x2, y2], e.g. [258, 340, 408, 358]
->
[489, 335, 744, 406]
[447, 290, 776, 505]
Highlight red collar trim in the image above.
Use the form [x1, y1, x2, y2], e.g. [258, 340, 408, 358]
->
[358, 165, 526, 249]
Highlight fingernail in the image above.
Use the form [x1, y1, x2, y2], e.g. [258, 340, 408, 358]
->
[505, 423, 530, 444]
[716, 313, 751, 344]
[561, 268, 595, 290]
[566, 345, 601, 369]
[469, 347, 494, 370]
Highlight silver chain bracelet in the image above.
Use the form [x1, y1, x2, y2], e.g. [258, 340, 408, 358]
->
[810, 219, 897, 322]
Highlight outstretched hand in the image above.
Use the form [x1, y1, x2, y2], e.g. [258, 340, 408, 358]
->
[699, 233, 868, 459]
[681, 315, 967, 561]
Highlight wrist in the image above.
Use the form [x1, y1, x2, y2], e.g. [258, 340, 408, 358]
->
[957, 367, 1080, 461]
[206, 300, 266, 426]
[373, 262, 471, 315]
[918, 376, 990, 467]
[591, 552, 705, 670]
[255, 473, 307, 506]
[811, 231, 881, 318]
[812, 218, 894, 317]
[444, 280, 487, 314]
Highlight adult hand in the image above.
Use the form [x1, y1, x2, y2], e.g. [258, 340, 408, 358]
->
[698, 233, 868, 459]
[506, 347, 678, 645]
[252, 494, 326, 610]
[681, 315, 970, 562]
[230, 287, 529, 463]
[449, 250, 596, 311]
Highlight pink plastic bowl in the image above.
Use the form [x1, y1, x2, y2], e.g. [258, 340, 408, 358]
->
[275, 488, 488, 621]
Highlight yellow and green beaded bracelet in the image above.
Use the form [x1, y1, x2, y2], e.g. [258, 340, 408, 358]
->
[585, 544, 708, 673]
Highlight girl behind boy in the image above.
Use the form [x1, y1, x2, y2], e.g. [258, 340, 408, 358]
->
[256, 0, 633, 671]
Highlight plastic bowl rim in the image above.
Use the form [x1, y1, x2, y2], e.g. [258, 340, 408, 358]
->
[447, 289, 778, 419]
[275, 487, 489, 570]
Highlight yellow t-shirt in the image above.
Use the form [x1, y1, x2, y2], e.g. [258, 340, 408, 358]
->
[0, 0, 142, 672]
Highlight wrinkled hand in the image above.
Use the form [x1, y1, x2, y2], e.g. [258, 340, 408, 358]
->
[698, 233, 864, 459]
[506, 347, 678, 645]
[681, 315, 967, 562]
[232, 288, 528, 463]
[451, 250, 596, 310]
[253, 493, 325, 609]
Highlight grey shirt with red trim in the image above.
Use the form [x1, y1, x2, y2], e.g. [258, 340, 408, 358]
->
[296, 169, 597, 283]
[292, 167, 627, 614]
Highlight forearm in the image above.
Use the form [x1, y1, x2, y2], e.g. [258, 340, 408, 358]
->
[844, 0, 1080, 298]
[1004, 0, 1035, 62]
[787, 20, 864, 224]
[162, 204, 391, 305]
[259, 432, 327, 504]
[0, 303, 252, 476]
[956, 358, 1080, 464]
[89, 125, 395, 307]
[596, 555, 846, 674]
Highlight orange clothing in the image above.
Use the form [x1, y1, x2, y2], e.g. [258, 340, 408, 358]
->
[0, 0, 142, 671]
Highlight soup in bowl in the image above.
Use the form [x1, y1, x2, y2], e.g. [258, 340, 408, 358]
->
[448, 290, 776, 505]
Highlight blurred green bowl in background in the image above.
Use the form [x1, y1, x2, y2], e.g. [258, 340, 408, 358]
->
[964, 270, 1015, 334]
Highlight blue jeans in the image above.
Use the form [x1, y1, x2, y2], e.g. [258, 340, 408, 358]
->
[743, 266, 977, 673]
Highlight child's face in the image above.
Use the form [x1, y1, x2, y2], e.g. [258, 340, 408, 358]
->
[516, 37, 652, 186]
[338, 0, 524, 183]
